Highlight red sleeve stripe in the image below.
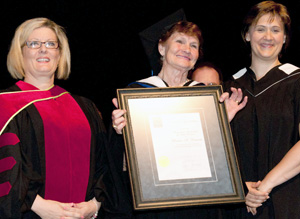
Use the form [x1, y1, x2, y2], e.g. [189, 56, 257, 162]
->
[0, 182, 12, 197]
[0, 133, 20, 148]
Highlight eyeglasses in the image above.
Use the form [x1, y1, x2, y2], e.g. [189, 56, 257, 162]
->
[25, 41, 59, 49]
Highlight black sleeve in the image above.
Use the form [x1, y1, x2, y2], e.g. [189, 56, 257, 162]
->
[73, 96, 132, 218]
[0, 106, 45, 218]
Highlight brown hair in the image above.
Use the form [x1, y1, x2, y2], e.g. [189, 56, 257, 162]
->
[241, 1, 291, 49]
[159, 21, 204, 59]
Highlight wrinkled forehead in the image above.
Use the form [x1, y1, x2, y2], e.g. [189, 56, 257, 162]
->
[168, 31, 200, 44]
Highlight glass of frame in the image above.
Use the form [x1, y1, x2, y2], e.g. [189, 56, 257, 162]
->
[117, 86, 245, 210]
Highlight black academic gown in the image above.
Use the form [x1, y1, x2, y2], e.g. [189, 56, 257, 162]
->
[109, 76, 224, 219]
[223, 63, 300, 218]
[0, 83, 130, 218]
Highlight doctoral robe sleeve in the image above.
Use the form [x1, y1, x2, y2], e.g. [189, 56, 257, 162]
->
[0, 107, 44, 218]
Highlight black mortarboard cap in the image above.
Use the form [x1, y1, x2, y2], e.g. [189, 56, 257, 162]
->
[139, 8, 186, 75]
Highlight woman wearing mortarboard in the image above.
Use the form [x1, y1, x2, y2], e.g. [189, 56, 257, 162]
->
[109, 9, 247, 218]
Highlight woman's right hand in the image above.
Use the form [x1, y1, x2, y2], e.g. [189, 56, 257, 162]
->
[112, 98, 127, 134]
[219, 87, 248, 122]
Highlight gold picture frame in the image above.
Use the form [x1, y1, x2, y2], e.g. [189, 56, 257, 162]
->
[117, 86, 245, 210]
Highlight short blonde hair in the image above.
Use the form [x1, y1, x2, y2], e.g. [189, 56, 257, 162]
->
[7, 17, 71, 79]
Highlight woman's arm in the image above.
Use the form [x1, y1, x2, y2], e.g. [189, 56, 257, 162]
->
[259, 140, 300, 193]
[245, 140, 300, 216]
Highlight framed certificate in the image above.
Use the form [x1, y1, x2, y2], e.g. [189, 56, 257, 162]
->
[117, 86, 245, 210]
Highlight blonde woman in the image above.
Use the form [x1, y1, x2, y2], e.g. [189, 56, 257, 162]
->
[0, 18, 123, 218]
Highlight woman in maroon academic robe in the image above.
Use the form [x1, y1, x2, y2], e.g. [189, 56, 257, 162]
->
[0, 17, 128, 218]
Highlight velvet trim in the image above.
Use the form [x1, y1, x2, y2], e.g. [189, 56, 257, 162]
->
[0, 81, 68, 136]
[0, 157, 16, 173]
[0, 182, 12, 197]
[0, 133, 20, 148]
[0, 125, 20, 198]
[16, 81, 91, 203]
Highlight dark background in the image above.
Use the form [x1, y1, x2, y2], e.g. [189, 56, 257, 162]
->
[1, 0, 300, 127]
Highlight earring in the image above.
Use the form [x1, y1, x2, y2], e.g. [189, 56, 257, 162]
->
[245, 33, 250, 42]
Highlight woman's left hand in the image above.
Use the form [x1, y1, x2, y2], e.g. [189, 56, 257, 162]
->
[245, 181, 269, 216]
[219, 87, 248, 122]
[69, 199, 100, 219]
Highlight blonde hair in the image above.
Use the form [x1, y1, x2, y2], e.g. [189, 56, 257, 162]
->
[7, 17, 71, 79]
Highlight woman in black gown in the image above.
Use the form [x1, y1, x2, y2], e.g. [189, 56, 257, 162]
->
[224, 1, 300, 218]
[110, 16, 247, 218]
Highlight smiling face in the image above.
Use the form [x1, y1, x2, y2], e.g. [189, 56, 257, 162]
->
[246, 13, 286, 62]
[22, 27, 60, 83]
[158, 32, 199, 72]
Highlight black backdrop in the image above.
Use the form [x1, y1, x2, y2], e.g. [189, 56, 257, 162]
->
[1, 0, 299, 127]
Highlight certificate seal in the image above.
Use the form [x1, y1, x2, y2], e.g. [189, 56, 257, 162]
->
[158, 156, 170, 167]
